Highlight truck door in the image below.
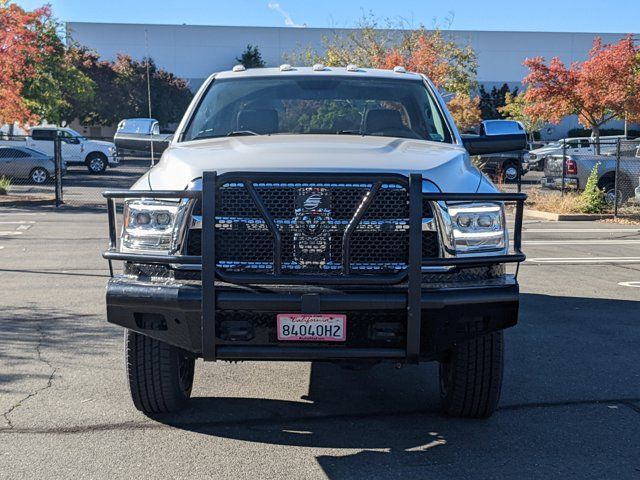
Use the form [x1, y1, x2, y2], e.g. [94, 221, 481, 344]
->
[58, 130, 83, 163]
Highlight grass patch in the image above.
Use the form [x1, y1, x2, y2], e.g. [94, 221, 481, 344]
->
[526, 189, 589, 214]
[0, 176, 10, 195]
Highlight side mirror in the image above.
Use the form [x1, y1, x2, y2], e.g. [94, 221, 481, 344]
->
[462, 120, 527, 156]
[62, 137, 80, 145]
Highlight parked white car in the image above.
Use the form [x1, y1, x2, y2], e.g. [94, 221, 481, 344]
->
[1, 127, 119, 174]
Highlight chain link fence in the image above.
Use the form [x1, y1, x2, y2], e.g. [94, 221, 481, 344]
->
[0, 132, 154, 208]
[538, 137, 640, 215]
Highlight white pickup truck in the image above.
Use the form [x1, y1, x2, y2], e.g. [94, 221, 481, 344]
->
[102, 65, 527, 419]
[1, 127, 119, 174]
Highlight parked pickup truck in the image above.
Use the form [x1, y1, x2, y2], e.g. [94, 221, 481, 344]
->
[103, 65, 527, 419]
[528, 136, 620, 171]
[542, 140, 640, 203]
[1, 127, 119, 174]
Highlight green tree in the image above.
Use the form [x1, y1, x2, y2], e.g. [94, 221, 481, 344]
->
[113, 55, 193, 126]
[236, 44, 266, 69]
[499, 91, 545, 142]
[65, 46, 121, 126]
[20, 11, 94, 125]
[479, 83, 518, 120]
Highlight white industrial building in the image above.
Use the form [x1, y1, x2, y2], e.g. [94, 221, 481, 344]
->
[66, 22, 638, 138]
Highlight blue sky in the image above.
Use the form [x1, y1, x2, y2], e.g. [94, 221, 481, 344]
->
[13, 0, 640, 33]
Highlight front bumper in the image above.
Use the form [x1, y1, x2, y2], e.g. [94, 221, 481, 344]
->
[106, 275, 519, 362]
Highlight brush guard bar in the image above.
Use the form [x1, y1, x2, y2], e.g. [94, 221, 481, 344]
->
[103, 172, 526, 361]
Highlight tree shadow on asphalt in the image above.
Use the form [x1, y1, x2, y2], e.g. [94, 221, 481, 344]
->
[146, 292, 640, 478]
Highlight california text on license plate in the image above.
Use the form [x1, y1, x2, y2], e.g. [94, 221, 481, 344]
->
[276, 314, 346, 342]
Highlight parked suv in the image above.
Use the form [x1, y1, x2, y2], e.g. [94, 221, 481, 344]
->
[103, 66, 527, 419]
[2, 127, 119, 174]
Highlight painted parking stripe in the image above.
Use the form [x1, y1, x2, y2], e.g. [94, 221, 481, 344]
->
[524, 228, 640, 233]
[619, 281, 640, 288]
[528, 257, 640, 264]
[0, 231, 23, 236]
[524, 240, 640, 245]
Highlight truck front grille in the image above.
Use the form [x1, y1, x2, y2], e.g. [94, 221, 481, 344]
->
[186, 181, 439, 276]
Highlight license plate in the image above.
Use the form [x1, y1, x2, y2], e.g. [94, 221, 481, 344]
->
[277, 314, 346, 342]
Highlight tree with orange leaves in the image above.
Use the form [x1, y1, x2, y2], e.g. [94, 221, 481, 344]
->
[523, 36, 640, 144]
[0, 1, 51, 125]
[286, 17, 481, 130]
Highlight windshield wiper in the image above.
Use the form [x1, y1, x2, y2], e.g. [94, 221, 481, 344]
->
[337, 130, 368, 136]
[227, 130, 259, 137]
[192, 130, 261, 141]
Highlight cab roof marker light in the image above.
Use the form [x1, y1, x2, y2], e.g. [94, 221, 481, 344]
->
[232, 65, 246, 72]
[346, 64, 359, 72]
[280, 64, 294, 72]
[393, 66, 407, 73]
[312, 63, 327, 71]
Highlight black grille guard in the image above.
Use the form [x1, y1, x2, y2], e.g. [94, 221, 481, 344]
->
[103, 171, 526, 278]
[103, 172, 526, 362]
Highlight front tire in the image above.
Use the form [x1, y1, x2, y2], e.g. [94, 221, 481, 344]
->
[502, 161, 519, 183]
[439, 325, 504, 418]
[30, 167, 49, 184]
[125, 330, 195, 415]
[86, 153, 108, 174]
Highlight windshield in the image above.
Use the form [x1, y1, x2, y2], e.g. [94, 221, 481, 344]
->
[63, 129, 86, 140]
[182, 76, 452, 143]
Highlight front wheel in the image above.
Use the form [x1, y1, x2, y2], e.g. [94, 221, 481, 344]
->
[502, 162, 519, 183]
[125, 330, 195, 415]
[30, 167, 49, 184]
[438, 326, 504, 418]
[86, 153, 107, 174]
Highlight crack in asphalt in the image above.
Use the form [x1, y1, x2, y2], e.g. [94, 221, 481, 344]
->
[1, 397, 638, 436]
[1, 324, 58, 430]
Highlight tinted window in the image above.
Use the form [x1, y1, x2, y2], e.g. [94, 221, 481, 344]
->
[31, 129, 57, 141]
[183, 76, 452, 143]
[118, 119, 155, 134]
[0, 148, 28, 158]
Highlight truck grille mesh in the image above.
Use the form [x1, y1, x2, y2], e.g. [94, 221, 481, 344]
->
[186, 181, 439, 275]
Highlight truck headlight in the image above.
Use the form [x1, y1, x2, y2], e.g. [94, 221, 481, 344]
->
[448, 203, 506, 254]
[121, 200, 189, 253]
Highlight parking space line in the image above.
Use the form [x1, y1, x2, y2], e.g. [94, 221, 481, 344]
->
[524, 240, 640, 245]
[524, 228, 640, 233]
[0, 231, 23, 236]
[528, 257, 640, 264]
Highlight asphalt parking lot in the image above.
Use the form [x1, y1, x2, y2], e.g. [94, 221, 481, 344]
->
[0, 206, 639, 479]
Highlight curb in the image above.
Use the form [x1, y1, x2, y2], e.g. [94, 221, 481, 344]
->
[0, 197, 56, 207]
[525, 209, 615, 221]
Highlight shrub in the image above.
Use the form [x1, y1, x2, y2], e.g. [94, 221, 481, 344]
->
[578, 163, 607, 214]
[0, 176, 10, 195]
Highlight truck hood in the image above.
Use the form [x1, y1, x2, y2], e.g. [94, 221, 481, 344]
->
[135, 135, 485, 192]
